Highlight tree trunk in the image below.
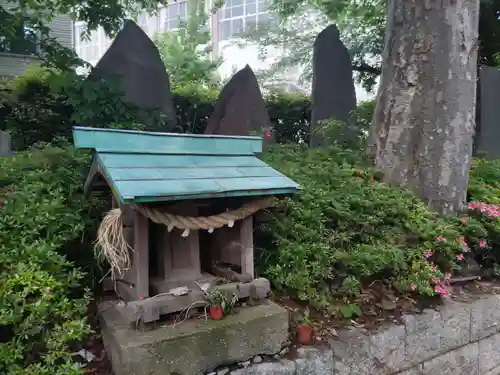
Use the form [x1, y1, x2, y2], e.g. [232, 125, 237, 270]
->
[372, 0, 480, 216]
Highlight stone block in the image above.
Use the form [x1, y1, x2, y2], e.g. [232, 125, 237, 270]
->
[482, 363, 500, 375]
[99, 300, 289, 375]
[421, 342, 479, 375]
[403, 310, 442, 365]
[471, 295, 500, 341]
[439, 300, 471, 351]
[370, 323, 406, 373]
[479, 332, 500, 373]
[295, 347, 334, 375]
[397, 366, 424, 375]
[231, 360, 296, 375]
[330, 329, 376, 375]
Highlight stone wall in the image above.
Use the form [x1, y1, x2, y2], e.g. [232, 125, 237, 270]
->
[227, 294, 500, 375]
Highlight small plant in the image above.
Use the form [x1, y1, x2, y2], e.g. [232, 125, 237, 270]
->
[204, 288, 238, 320]
[298, 309, 312, 325]
[296, 309, 314, 345]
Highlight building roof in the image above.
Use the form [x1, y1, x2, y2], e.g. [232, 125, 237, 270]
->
[73, 126, 300, 204]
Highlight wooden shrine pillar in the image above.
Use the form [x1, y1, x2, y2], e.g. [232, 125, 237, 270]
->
[106, 197, 150, 301]
[240, 216, 254, 278]
[212, 216, 254, 279]
[133, 210, 149, 299]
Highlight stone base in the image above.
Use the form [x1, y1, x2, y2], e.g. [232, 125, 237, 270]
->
[99, 300, 289, 375]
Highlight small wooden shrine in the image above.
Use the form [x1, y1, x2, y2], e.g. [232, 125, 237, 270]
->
[73, 126, 300, 323]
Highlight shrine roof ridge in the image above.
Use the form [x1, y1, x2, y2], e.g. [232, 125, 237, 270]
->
[72, 126, 300, 204]
[73, 126, 263, 156]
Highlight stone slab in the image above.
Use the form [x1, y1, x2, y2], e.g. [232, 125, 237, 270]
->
[295, 347, 334, 375]
[479, 332, 500, 374]
[438, 300, 471, 351]
[421, 342, 479, 375]
[483, 363, 500, 375]
[231, 360, 296, 375]
[370, 323, 406, 373]
[470, 294, 500, 341]
[99, 300, 289, 375]
[403, 310, 442, 366]
[397, 366, 424, 375]
[330, 329, 376, 375]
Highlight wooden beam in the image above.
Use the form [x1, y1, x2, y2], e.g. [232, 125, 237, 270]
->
[113, 278, 271, 323]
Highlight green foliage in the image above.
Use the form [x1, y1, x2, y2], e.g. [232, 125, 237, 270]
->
[461, 158, 500, 269]
[468, 158, 500, 204]
[0, 66, 159, 150]
[0, 67, 376, 150]
[0, 142, 102, 374]
[154, 0, 223, 88]
[1, 0, 161, 71]
[256, 144, 464, 309]
[261, 0, 500, 90]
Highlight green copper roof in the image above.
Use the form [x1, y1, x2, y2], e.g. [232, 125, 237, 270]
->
[73, 127, 300, 204]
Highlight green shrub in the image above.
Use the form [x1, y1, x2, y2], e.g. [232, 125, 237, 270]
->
[0, 67, 376, 151]
[459, 158, 500, 270]
[257, 144, 465, 310]
[0, 142, 100, 374]
[0, 66, 158, 150]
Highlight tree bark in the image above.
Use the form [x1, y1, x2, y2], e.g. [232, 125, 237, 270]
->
[372, 0, 479, 216]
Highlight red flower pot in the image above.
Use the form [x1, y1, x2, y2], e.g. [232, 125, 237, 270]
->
[209, 305, 224, 320]
[297, 324, 314, 345]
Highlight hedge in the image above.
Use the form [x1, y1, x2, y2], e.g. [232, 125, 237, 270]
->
[257, 144, 500, 315]
[0, 142, 103, 374]
[0, 66, 373, 150]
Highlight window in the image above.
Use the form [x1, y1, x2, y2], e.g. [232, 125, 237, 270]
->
[74, 22, 101, 63]
[218, 0, 274, 41]
[159, 1, 188, 31]
[0, 14, 38, 55]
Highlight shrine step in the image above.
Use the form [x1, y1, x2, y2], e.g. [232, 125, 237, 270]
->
[99, 300, 289, 375]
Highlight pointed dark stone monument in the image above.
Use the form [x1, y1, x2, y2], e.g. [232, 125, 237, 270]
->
[205, 65, 273, 147]
[310, 24, 356, 148]
[90, 20, 177, 130]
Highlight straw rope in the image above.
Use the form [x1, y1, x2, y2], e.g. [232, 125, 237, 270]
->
[95, 197, 274, 279]
[95, 208, 133, 280]
[131, 197, 274, 231]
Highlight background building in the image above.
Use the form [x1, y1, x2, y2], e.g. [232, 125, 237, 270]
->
[0, 0, 73, 77]
[72, 0, 374, 100]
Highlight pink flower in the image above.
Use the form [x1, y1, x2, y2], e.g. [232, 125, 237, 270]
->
[431, 277, 441, 284]
[265, 129, 272, 138]
[423, 250, 434, 259]
[434, 284, 450, 297]
[480, 240, 487, 248]
[444, 272, 452, 281]
[456, 254, 464, 261]
[410, 284, 417, 291]
[468, 202, 500, 218]
[430, 264, 438, 272]
[437, 235, 445, 242]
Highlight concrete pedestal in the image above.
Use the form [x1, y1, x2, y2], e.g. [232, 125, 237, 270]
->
[99, 300, 289, 375]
